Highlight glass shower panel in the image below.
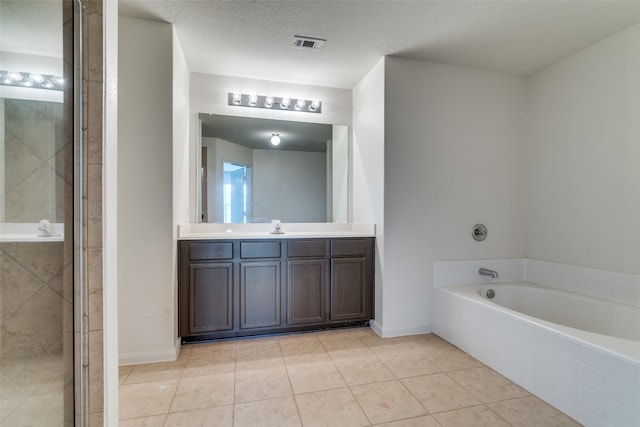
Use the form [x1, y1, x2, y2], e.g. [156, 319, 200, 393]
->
[0, 1, 74, 425]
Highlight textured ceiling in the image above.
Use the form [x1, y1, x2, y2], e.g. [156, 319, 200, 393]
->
[119, 0, 640, 89]
[200, 113, 333, 152]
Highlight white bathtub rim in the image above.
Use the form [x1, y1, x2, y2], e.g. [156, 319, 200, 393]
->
[435, 283, 640, 363]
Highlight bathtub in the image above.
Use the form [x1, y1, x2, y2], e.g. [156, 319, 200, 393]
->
[481, 282, 639, 344]
[433, 280, 640, 426]
[0, 223, 64, 242]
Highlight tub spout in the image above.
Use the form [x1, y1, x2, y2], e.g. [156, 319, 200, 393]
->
[479, 268, 499, 279]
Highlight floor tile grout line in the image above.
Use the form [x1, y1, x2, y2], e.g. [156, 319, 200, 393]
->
[285, 336, 363, 426]
[443, 366, 533, 407]
[486, 403, 517, 427]
[161, 353, 187, 424]
[231, 357, 236, 427]
[282, 347, 306, 427]
[345, 384, 374, 426]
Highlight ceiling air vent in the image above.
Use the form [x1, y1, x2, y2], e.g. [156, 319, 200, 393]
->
[293, 35, 326, 50]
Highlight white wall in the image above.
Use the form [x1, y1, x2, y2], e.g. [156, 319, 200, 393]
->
[380, 57, 527, 336]
[118, 17, 176, 363]
[172, 27, 190, 348]
[190, 73, 352, 222]
[525, 22, 640, 275]
[173, 31, 191, 226]
[252, 149, 327, 222]
[352, 58, 386, 327]
[103, 0, 119, 422]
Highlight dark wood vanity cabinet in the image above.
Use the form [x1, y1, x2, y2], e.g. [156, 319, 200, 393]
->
[188, 262, 234, 334]
[287, 240, 329, 325]
[179, 237, 374, 341]
[239, 260, 281, 329]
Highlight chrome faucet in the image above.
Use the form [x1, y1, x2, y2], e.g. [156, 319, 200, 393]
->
[478, 268, 499, 279]
[270, 219, 284, 235]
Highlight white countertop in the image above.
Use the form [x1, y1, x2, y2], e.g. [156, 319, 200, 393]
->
[178, 223, 376, 240]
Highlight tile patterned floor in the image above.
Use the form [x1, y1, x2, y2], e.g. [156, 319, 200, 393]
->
[119, 328, 581, 426]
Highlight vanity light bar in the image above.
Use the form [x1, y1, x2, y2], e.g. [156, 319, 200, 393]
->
[0, 70, 64, 91]
[228, 92, 322, 114]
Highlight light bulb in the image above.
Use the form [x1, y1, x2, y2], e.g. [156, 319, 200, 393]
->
[264, 96, 274, 108]
[232, 92, 242, 104]
[280, 97, 291, 109]
[308, 100, 320, 112]
[295, 99, 306, 110]
[270, 134, 281, 146]
[29, 73, 44, 83]
[248, 94, 258, 106]
[8, 71, 23, 82]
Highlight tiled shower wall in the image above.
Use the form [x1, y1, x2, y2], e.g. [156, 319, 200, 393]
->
[2, 100, 67, 223]
[0, 241, 71, 424]
[0, 242, 68, 358]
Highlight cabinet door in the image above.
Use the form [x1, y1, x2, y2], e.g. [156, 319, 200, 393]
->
[240, 261, 281, 329]
[287, 259, 327, 325]
[189, 262, 233, 334]
[330, 257, 368, 321]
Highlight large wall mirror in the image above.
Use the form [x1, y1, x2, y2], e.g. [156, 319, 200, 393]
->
[197, 113, 349, 223]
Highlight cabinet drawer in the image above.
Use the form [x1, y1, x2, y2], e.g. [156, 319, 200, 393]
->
[189, 242, 233, 260]
[331, 239, 370, 257]
[240, 241, 281, 259]
[288, 240, 326, 258]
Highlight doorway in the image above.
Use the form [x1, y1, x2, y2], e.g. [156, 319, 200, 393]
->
[223, 162, 251, 223]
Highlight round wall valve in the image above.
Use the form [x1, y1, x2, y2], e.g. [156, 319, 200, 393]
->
[472, 224, 487, 241]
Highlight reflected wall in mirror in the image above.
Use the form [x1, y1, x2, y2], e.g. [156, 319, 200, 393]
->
[1, 98, 65, 222]
[198, 114, 348, 223]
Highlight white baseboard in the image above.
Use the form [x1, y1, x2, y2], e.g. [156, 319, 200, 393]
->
[370, 320, 431, 338]
[370, 319, 383, 337]
[119, 338, 181, 366]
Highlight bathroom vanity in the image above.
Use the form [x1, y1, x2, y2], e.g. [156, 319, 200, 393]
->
[177, 225, 375, 342]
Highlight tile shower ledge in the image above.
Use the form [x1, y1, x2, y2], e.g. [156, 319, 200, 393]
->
[177, 223, 376, 240]
[0, 223, 64, 242]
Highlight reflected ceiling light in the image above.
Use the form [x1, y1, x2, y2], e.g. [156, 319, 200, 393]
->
[0, 70, 64, 91]
[227, 92, 321, 114]
[270, 133, 281, 146]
